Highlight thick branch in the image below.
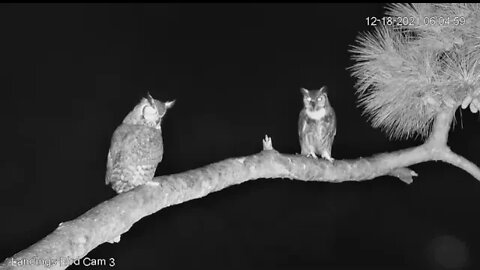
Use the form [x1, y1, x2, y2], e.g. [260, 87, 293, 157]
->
[426, 108, 455, 147]
[425, 107, 480, 179]
[1, 147, 419, 270]
[436, 147, 480, 179]
[2, 109, 479, 270]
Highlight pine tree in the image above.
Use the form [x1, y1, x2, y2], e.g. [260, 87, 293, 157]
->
[350, 3, 480, 140]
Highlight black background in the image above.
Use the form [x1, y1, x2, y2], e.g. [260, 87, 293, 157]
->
[1, 3, 479, 270]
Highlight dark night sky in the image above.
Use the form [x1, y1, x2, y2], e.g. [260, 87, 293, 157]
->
[1, 3, 480, 270]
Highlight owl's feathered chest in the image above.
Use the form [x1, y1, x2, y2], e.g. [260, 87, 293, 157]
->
[301, 108, 335, 128]
[298, 107, 336, 152]
[306, 108, 327, 120]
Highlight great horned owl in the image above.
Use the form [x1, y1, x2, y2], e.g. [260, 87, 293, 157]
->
[298, 87, 336, 161]
[106, 94, 175, 193]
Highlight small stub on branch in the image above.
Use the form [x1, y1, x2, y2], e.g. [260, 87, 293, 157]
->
[262, 135, 273, 151]
[108, 235, 121, 244]
[388, 167, 418, 184]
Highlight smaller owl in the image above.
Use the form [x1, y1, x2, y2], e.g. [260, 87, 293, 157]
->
[298, 87, 336, 161]
[106, 94, 175, 193]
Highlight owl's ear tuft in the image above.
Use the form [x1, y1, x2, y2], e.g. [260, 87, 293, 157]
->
[165, 100, 176, 109]
[300, 88, 309, 96]
[320, 86, 328, 93]
[146, 92, 155, 105]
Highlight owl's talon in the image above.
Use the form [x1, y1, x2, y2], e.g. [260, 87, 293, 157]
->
[321, 152, 334, 162]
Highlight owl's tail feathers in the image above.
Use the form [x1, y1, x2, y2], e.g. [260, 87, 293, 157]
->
[110, 180, 136, 194]
[105, 170, 136, 194]
[106, 177, 136, 194]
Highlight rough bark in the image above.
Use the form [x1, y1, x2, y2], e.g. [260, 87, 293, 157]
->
[2, 108, 479, 270]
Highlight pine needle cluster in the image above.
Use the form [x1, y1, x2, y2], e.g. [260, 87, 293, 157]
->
[349, 3, 480, 140]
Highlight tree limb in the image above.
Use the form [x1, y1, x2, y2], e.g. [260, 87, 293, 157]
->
[2, 109, 479, 270]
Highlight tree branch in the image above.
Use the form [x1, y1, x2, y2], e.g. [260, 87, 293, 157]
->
[425, 107, 480, 179]
[2, 108, 479, 270]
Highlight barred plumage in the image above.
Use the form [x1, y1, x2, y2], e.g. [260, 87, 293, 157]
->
[105, 94, 175, 193]
[298, 87, 336, 161]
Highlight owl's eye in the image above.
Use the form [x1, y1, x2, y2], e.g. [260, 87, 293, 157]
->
[317, 96, 324, 101]
[143, 105, 158, 121]
[306, 97, 312, 102]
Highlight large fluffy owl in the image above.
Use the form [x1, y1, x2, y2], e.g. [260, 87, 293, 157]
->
[106, 94, 175, 193]
[298, 87, 336, 161]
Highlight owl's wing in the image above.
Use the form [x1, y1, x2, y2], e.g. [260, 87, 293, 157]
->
[323, 109, 337, 150]
[105, 125, 131, 185]
[105, 125, 163, 184]
[298, 110, 307, 136]
[133, 126, 164, 164]
[298, 110, 309, 150]
[105, 125, 139, 184]
[330, 109, 337, 137]
[113, 125, 163, 162]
